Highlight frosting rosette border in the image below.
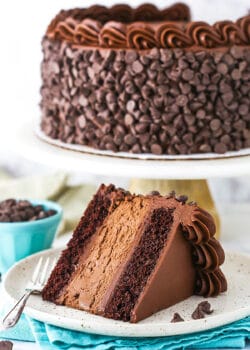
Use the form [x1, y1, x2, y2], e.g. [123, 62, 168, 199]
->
[46, 4, 250, 50]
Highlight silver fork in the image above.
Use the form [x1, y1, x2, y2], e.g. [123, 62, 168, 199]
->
[2, 256, 55, 329]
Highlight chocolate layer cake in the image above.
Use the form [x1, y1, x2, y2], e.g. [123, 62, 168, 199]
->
[42, 184, 227, 322]
[40, 3, 250, 155]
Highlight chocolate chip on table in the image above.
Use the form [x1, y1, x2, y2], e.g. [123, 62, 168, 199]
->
[171, 313, 184, 322]
[192, 301, 213, 320]
[0, 199, 57, 223]
[198, 301, 213, 314]
[192, 307, 205, 320]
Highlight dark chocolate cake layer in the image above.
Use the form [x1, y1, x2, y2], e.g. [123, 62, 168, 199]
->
[40, 4, 250, 155]
[42, 184, 227, 323]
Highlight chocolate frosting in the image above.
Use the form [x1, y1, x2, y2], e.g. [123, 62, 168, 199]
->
[100, 22, 127, 48]
[214, 21, 247, 45]
[186, 21, 225, 48]
[127, 23, 156, 49]
[157, 23, 193, 48]
[237, 16, 250, 41]
[180, 205, 227, 297]
[109, 5, 133, 23]
[74, 19, 101, 46]
[133, 4, 162, 22]
[46, 4, 250, 50]
[52, 18, 76, 42]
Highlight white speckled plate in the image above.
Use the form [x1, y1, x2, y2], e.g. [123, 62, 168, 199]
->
[2, 248, 250, 337]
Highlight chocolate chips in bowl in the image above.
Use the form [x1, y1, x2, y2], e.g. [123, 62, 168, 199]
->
[0, 199, 62, 273]
[0, 199, 57, 223]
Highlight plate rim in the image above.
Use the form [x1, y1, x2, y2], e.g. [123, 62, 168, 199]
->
[2, 248, 250, 338]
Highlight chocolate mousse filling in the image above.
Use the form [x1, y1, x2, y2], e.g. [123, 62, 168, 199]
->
[103, 207, 174, 321]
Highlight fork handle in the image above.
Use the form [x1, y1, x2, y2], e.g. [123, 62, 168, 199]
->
[2, 290, 33, 329]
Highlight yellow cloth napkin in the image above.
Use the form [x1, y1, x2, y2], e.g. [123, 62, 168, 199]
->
[0, 170, 96, 235]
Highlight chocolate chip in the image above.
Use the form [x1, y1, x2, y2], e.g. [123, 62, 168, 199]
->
[199, 144, 212, 153]
[192, 307, 205, 320]
[239, 104, 249, 116]
[171, 313, 184, 322]
[230, 46, 242, 59]
[210, 119, 221, 131]
[176, 195, 188, 204]
[176, 95, 188, 107]
[149, 191, 160, 196]
[179, 82, 191, 94]
[198, 301, 213, 315]
[231, 69, 241, 80]
[78, 116, 86, 129]
[125, 51, 137, 64]
[151, 144, 163, 155]
[182, 69, 194, 81]
[126, 100, 136, 113]
[124, 134, 137, 146]
[223, 53, 234, 66]
[135, 123, 148, 133]
[220, 134, 231, 144]
[132, 60, 144, 74]
[124, 114, 134, 126]
[217, 63, 228, 75]
[214, 142, 227, 154]
[0, 215, 11, 222]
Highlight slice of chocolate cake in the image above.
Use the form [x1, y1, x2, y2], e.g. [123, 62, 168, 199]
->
[42, 184, 227, 322]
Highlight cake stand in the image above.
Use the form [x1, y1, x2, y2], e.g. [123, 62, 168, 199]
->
[10, 121, 250, 237]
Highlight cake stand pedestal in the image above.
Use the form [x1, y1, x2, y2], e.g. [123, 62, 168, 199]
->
[11, 121, 250, 238]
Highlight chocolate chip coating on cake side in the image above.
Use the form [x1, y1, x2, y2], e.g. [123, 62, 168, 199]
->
[40, 40, 250, 155]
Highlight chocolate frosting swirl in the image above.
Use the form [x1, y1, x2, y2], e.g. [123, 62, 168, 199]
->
[237, 15, 250, 41]
[157, 23, 193, 48]
[74, 19, 101, 46]
[214, 20, 247, 45]
[53, 18, 76, 42]
[186, 21, 225, 48]
[100, 22, 127, 48]
[181, 206, 227, 297]
[127, 23, 156, 49]
[46, 5, 250, 49]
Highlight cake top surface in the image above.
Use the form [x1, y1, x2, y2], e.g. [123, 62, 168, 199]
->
[45, 3, 250, 49]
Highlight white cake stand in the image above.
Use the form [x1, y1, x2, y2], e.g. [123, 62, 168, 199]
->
[10, 121, 250, 237]
[11, 122, 250, 179]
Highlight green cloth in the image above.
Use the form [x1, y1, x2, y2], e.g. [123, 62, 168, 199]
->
[0, 170, 96, 234]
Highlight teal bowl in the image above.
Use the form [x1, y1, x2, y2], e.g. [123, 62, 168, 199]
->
[0, 200, 62, 274]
